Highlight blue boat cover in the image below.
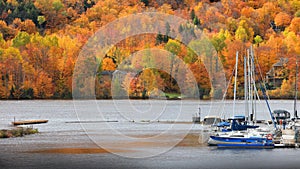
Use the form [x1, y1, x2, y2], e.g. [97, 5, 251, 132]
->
[231, 119, 259, 131]
[216, 121, 231, 127]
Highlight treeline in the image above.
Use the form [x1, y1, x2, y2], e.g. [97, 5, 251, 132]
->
[0, 0, 299, 99]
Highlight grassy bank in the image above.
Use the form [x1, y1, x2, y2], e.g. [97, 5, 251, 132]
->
[0, 127, 38, 138]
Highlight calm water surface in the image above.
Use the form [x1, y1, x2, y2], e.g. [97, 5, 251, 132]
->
[0, 100, 299, 169]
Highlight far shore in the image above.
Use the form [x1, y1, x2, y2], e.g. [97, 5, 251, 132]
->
[0, 97, 298, 101]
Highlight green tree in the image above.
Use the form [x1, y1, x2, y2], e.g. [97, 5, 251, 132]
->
[165, 39, 181, 92]
[193, 16, 200, 27]
[1, 0, 41, 25]
[254, 35, 263, 46]
[37, 15, 46, 26]
[0, 47, 23, 98]
[164, 22, 171, 43]
[52, 0, 64, 12]
[156, 32, 164, 45]
[12, 31, 31, 48]
[190, 9, 196, 20]
[235, 26, 248, 42]
[184, 47, 198, 64]
[141, 0, 149, 6]
[0, 33, 5, 47]
[211, 30, 226, 72]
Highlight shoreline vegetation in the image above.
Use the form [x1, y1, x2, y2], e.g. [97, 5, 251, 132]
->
[0, 1, 299, 100]
[0, 95, 299, 100]
[0, 127, 38, 139]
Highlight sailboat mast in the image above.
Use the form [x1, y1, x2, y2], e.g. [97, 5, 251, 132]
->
[250, 46, 256, 123]
[233, 51, 239, 117]
[244, 54, 248, 120]
[295, 58, 298, 119]
[247, 50, 251, 123]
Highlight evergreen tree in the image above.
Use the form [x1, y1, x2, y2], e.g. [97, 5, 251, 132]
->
[141, 0, 149, 6]
[193, 16, 201, 27]
[190, 9, 195, 21]
[156, 32, 164, 45]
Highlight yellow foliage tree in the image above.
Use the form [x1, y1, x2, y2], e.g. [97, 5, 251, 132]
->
[280, 79, 293, 98]
[289, 17, 300, 35]
[275, 12, 291, 27]
[102, 57, 116, 71]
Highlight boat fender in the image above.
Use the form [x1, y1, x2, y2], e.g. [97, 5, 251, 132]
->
[266, 134, 273, 140]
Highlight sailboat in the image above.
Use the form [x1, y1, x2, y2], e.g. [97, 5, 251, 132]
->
[208, 47, 276, 148]
[272, 56, 300, 147]
[294, 59, 299, 125]
[292, 57, 300, 144]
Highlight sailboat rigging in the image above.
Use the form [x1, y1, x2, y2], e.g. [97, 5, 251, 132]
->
[294, 59, 298, 120]
[207, 46, 276, 148]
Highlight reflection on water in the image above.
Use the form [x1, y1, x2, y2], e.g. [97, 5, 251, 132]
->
[0, 100, 299, 168]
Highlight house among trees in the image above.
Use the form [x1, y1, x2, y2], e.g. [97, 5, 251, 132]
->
[98, 70, 114, 83]
[266, 58, 289, 89]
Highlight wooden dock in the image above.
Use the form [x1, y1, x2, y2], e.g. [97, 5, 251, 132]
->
[274, 129, 300, 148]
[12, 120, 48, 126]
[65, 120, 118, 123]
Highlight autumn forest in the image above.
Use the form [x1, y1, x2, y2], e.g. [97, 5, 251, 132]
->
[0, 0, 299, 99]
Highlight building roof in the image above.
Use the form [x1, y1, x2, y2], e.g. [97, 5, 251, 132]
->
[273, 57, 289, 67]
[266, 57, 288, 75]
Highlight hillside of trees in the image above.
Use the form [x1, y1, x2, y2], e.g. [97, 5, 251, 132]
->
[0, 0, 299, 99]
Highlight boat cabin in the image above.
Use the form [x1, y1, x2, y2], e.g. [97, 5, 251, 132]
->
[203, 116, 222, 125]
[272, 109, 291, 123]
[226, 115, 259, 131]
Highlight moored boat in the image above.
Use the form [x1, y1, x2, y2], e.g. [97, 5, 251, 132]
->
[12, 120, 48, 126]
[203, 116, 222, 125]
[207, 48, 278, 148]
[208, 131, 274, 148]
[208, 129, 272, 143]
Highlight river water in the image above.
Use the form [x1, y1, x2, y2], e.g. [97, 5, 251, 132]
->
[0, 100, 299, 169]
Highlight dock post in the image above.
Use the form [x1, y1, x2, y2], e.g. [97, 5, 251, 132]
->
[296, 129, 300, 143]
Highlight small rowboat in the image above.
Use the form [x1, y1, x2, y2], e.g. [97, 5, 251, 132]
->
[12, 120, 48, 126]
